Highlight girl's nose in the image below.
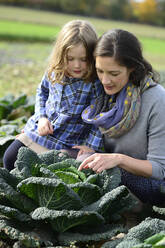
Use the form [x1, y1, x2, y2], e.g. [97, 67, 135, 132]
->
[74, 60, 81, 67]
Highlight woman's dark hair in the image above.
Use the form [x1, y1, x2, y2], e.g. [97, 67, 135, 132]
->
[94, 29, 159, 86]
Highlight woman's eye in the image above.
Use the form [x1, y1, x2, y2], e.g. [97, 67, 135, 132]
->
[96, 69, 103, 73]
[111, 73, 119, 77]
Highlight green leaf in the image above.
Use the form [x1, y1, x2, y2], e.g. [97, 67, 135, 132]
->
[47, 159, 80, 171]
[39, 166, 59, 179]
[132, 244, 152, 248]
[0, 94, 14, 105]
[0, 124, 19, 136]
[0, 169, 37, 213]
[38, 149, 70, 164]
[82, 186, 129, 220]
[58, 223, 125, 245]
[145, 232, 165, 245]
[0, 219, 45, 247]
[0, 136, 15, 161]
[52, 165, 86, 182]
[85, 173, 100, 185]
[117, 218, 165, 248]
[99, 167, 121, 194]
[55, 171, 81, 184]
[14, 147, 42, 178]
[17, 177, 83, 210]
[0, 103, 11, 120]
[0, 167, 19, 189]
[31, 207, 105, 232]
[0, 204, 31, 222]
[154, 236, 165, 247]
[153, 206, 165, 216]
[12, 94, 27, 109]
[69, 182, 102, 205]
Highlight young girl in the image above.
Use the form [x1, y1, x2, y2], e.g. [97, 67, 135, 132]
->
[3, 20, 104, 171]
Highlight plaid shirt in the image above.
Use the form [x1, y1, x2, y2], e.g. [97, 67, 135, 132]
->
[24, 74, 104, 152]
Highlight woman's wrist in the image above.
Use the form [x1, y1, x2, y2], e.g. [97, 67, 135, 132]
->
[117, 153, 127, 169]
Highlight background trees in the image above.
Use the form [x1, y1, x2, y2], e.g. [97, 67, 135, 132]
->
[0, 0, 164, 26]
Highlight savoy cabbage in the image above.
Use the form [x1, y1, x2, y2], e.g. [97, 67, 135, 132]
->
[0, 147, 136, 247]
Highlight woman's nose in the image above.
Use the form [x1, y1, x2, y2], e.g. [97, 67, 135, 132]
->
[102, 74, 111, 84]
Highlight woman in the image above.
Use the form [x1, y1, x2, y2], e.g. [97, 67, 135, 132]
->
[78, 29, 165, 207]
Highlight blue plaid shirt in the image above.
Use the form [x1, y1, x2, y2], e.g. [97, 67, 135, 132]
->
[24, 74, 104, 151]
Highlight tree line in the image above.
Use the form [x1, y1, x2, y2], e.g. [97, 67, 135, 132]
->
[1, 0, 165, 26]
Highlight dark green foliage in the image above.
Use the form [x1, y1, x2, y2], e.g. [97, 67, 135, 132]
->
[31, 207, 105, 233]
[58, 223, 126, 245]
[145, 232, 165, 245]
[116, 218, 165, 248]
[153, 205, 165, 217]
[101, 238, 124, 248]
[17, 177, 84, 210]
[0, 147, 133, 246]
[0, 93, 35, 166]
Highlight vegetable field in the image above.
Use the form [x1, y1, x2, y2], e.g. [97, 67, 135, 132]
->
[0, 5, 165, 248]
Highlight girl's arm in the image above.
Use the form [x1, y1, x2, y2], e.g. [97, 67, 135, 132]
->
[34, 74, 50, 121]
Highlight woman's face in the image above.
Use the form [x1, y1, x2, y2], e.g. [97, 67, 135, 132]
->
[96, 56, 133, 95]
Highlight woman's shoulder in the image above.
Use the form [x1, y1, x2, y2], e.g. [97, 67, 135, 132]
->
[143, 83, 165, 101]
[142, 84, 165, 113]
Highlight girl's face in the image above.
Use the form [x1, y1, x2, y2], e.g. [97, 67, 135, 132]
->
[96, 56, 133, 95]
[66, 43, 88, 79]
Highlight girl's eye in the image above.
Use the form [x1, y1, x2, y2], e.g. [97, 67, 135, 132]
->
[81, 58, 87, 62]
[67, 57, 73, 61]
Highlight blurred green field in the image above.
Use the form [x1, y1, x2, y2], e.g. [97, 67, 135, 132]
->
[1, 5, 165, 39]
[0, 5, 165, 97]
[0, 20, 60, 42]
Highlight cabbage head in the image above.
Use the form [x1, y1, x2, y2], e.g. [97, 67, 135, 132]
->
[0, 147, 135, 247]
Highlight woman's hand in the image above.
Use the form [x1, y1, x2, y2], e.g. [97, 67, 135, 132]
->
[73, 145, 95, 157]
[38, 117, 54, 136]
[78, 153, 121, 173]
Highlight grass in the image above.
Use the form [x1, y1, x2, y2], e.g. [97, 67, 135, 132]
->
[0, 20, 60, 42]
[0, 5, 165, 40]
[0, 5, 165, 97]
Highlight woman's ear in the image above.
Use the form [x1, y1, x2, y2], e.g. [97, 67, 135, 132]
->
[129, 67, 135, 73]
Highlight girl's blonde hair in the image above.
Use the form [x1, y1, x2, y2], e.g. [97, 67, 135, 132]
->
[47, 20, 98, 84]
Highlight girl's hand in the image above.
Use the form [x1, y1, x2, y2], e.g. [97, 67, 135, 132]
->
[78, 153, 121, 173]
[73, 145, 95, 157]
[38, 117, 54, 136]
[16, 129, 24, 138]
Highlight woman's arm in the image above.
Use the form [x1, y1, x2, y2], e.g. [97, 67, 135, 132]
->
[78, 152, 152, 177]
